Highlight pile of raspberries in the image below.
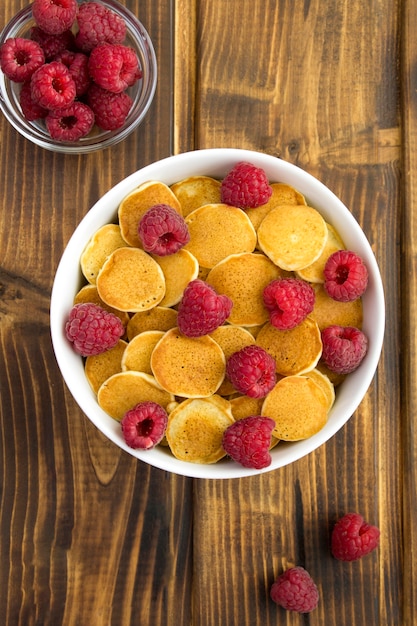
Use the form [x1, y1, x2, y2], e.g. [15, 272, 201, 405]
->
[0, 0, 143, 141]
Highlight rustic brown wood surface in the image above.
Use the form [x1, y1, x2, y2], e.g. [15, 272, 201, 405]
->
[0, 0, 412, 624]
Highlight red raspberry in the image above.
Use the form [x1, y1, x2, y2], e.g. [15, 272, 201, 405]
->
[75, 1, 127, 52]
[46, 101, 95, 141]
[221, 161, 273, 209]
[32, 0, 78, 36]
[138, 204, 190, 256]
[226, 345, 276, 398]
[31, 60, 76, 110]
[331, 512, 380, 561]
[0, 38, 45, 82]
[324, 249, 368, 302]
[222, 415, 275, 469]
[121, 402, 168, 450]
[177, 280, 233, 337]
[19, 81, 48, 121]
[65, 302, 124, 356]
[30, 27, 76, 61]
[86, 83, 132, 130]
[54, 50, 90, 96]
[270, 567, 319, 613]
[321, 325, 368, 374]
[88, 43, 141, 93]
[263, 278, 315, 330]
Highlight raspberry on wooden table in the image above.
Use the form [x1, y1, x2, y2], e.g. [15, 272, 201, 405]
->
[270, 566, 319, 613]
[86, 83, 133, 130]
[226, 345, 276, 398]
[324, 249, 368, 302]
[0, 38, 45, 82]
[30, 60, 76, 109]
[221, 161, 273, 209]
[138, 204, 190, 256]
[65, 303, 124, 356]
[75, 1, 127, 52]
[222, 415, 275, 469]
[177, 280, 233, 337]
[331, 512, 380, 561]
[32, 0, 78, 36]
[263, 277, 315, 330]
[321, 325, 368, 374]
[88, 43, 141, 93]
[46, 102, 95, 141]
[121, 402, 168, 450]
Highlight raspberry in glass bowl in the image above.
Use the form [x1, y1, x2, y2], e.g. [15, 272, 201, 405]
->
[0, 0, 157, 153]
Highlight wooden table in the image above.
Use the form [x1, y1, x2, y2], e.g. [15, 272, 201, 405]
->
[0, 0, 414, 624]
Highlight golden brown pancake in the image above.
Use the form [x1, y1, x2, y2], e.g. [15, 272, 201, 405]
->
[150, 327, 226, 397]
[206, 252, 284, 326]
[300, 368, 335, 410]
[80, 224, 128, 284]
[184, 203, 257, 268]
[245, 182, 306, 232]
[310, 284, 363, 330]
[154, 249, 199, 307]
[262, 375, 329, 440]
[85, 339, 127, 394]
[118, 180, 182, 247]
[96, 247, 166, 312]
[121, 330, 165, 375]
[126, 306, 178, 340]
[170, 175, 222, 217]
[256, 318, 322, 376]
[165, 395, 234, 463]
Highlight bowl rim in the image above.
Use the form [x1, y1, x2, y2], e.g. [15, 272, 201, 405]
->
[50, 148, 385, 478]
[0, 0, 157, 153]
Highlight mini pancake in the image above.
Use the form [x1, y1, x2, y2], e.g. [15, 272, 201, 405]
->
[80, 224, 128, 284]
[121, 330, 165, 375]
[245, 182, 306, 232]
[73, 284, 130, 327]
[209, 325, 256, 395]
[154, 249, 199, 307]
[316, 360, 347, 387]
[127, 306, 178, 340]
[310, 284, 363, 330]
[256, 318, 322, 376]
[85, 339, 127, 394]
[97, 371, 174, 421]
[206, 252, 284, 326]
[300, 368, 335, 410]
[257, 204, 328, 271]
[170, 175, 222, 217]
[96, 247, 166, 312]
[296, 223, 345, 283]
[261, 375, 329, 441]
[229, 394, 264, 421]
[184, 203, 257, 268]
[150, 327, 226, 398]
[118, 180, 182, 247]
[165, 395, 234, 463]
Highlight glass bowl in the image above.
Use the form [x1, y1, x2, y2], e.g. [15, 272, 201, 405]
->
[50, 149, 385, 479]
[0, 0, 157, 153]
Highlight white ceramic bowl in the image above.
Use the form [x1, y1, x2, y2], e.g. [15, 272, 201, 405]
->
[0, 0, 157, 153]
[50, 149, 385, 478]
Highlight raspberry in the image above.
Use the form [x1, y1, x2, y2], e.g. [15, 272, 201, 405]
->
[221, 161, 273, 209]
[263, 278, 315, 330]
[86, 83, 132, 130]
[222, 415, 275, 469]
[138, 204, 190, 256]
[323, 249, 368, 302]
[177, 280, 233, 337]
[54, 50, 90, 96]
[19, 80, 48, 121]
[88, 43, 141, 93]
[30, 27, 76, 61]
[321, 325, 368, 374]
[75, 1, 127, 52]
[226, 345, 276, 398]
[32, 0, 78, 36]
[121, 402, 168, 450]
[46, 101, 95, 141]
[65, 302, 124, 356]
[30, 60, 76, 110]
[331, 512, 380, 561]
[0, 38, 45, 82]
[270, 567, 319, 613]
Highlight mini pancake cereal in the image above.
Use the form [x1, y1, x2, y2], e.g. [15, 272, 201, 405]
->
[68, 162, 370, 468]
